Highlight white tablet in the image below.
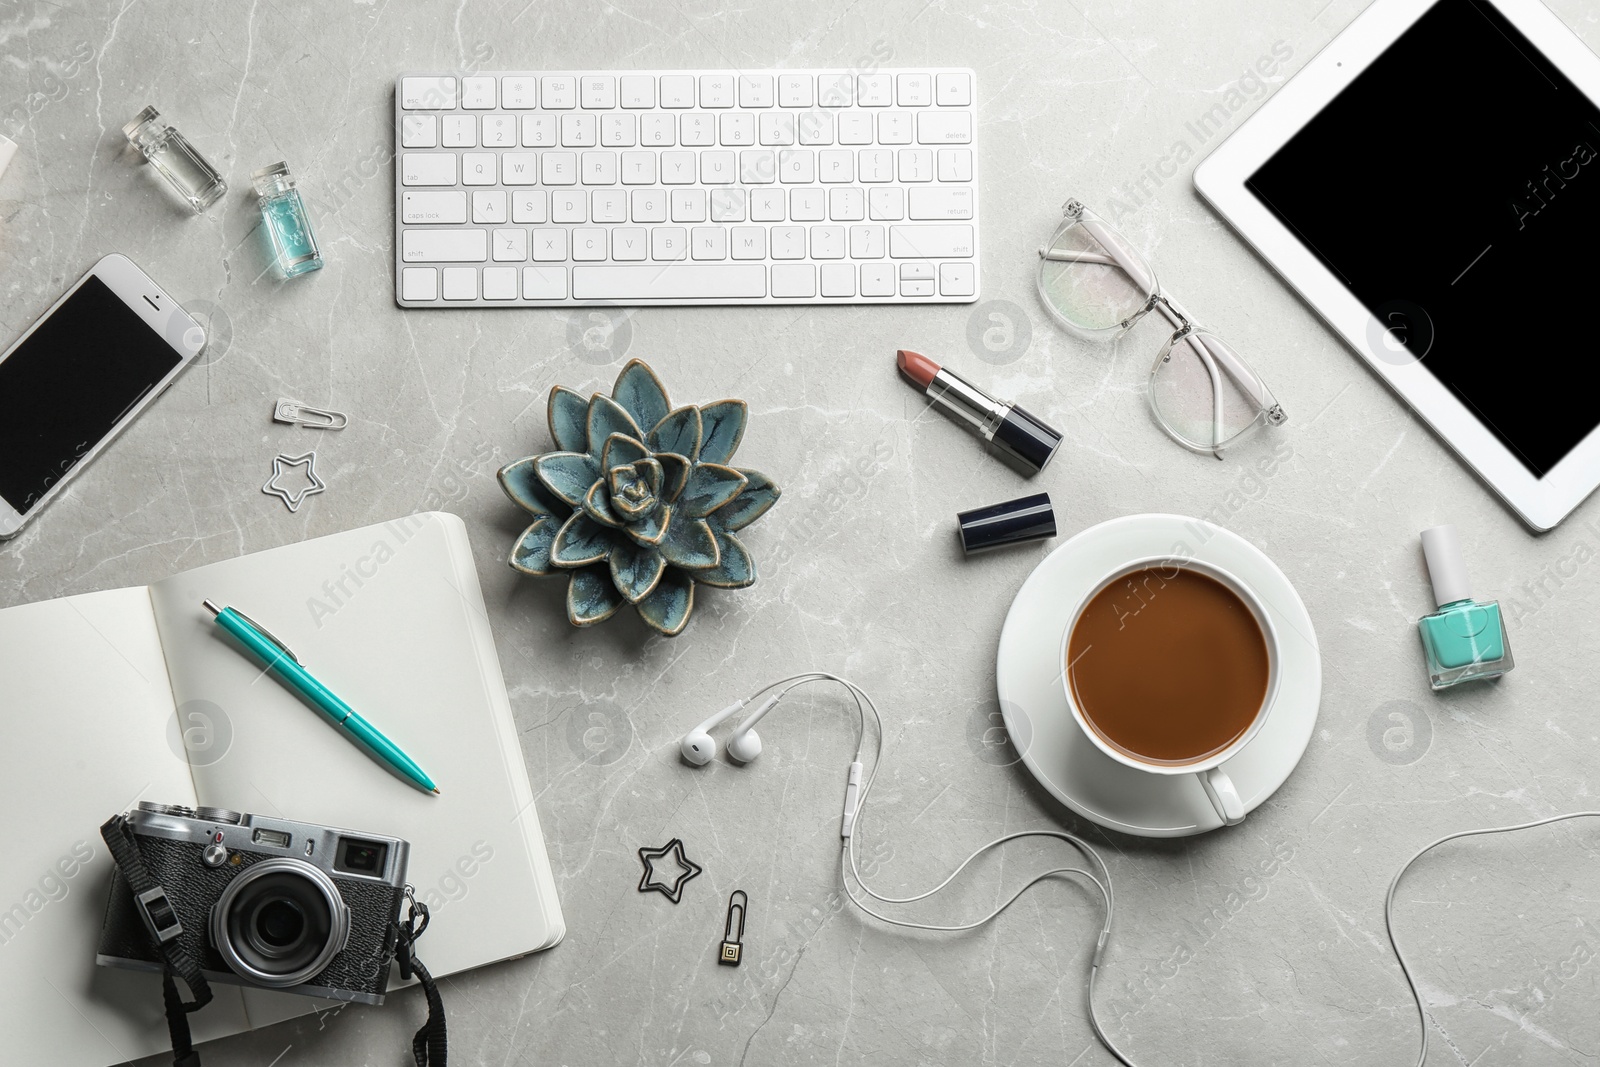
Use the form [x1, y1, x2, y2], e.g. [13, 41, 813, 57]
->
[1195, 0, 1600, 530]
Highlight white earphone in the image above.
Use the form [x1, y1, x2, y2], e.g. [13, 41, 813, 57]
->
[677, 692, 781, 766]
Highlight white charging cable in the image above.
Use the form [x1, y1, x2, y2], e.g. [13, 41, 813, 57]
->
[726, 674, 1597, 1067]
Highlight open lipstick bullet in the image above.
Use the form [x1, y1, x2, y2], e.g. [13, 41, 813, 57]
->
[896, 349, 1063, 475]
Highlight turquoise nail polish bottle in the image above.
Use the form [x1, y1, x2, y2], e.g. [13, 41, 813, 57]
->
[251, 161, 322, 278]
[1417, 524, 1513, 690]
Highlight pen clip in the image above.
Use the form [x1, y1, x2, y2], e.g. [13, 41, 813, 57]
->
[206, 599, 305, 667]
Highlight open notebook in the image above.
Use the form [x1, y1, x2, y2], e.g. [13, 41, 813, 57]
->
[0, 513, 562, 1067]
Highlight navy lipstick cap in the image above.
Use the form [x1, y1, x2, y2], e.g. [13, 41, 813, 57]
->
[957, 493, 1057, 555]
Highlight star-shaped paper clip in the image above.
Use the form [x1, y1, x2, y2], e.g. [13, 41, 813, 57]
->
[262, 451, 326, 513]
[637, 838, 702, 904]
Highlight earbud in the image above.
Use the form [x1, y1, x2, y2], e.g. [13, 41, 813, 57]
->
[725, 728, 763, 763]
[679, 699, 745, 765]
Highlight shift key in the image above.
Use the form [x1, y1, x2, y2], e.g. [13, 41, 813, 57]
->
[888, 224, 974, 258]
[401, 229, 487, 262]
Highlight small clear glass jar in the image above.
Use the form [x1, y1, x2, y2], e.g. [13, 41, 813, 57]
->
[251, 161, 323, 278]
[122, 106, 227, 213]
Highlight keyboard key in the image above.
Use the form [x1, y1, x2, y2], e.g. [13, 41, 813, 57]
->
[692, 226, 727, 260]
[877, 112, 912, 145]
[652, 227, 688, 260]
[869, 187, 905, 220]
[402, 76, 456, 109]
[901, 278, 934, 297]
[909, 186, 974, 219]
[700, 151, 736, 184]
[512, 189, 547, 223]
[462, 152, 496, 184]
[483, 266, 518, 299]
[896, 73, 932, 106]
[402, 229, 486, 262]
[829, 187, 865, 220]
[849, 225, 885, 258]
[402, 191, 466, 224]
[661, 151, 696, 184]
[660, 75, 695, 108]
[551, 189, 585, 222]
[521, 114, 557, 146]
[739, 75, 774, 108]
[839, 113, 873, 145]
[936, 72, 971, 106]
[501, 77, 536, 108]
[900, 263, 934, 281]
[620, 75, 655, 108]
[681, 112, 716, 146]
[730, 226, 766, 259]
[937, 148, 973, 182]
[719, 113, 755, 146]
[601, 113, 637, 146]
[492, 227, 527, 260]
[818, 150, 853, 183]
[473, 190, 508, 224]
[917, 112, 971, 144]
[531, 228, 569, 261]
[401, 153, 456, 186]
[772, 263, 816, 297]
[482, 114, 517, 147]
[940, 262, 976, 296]
[401, 266, 438, 300]
[740, 150, 775, 184]
[759, 113, 795, 146]
[799, 112, 834, 145]
[573, 264, 766, 300]
[889, 224, 974, 258]
[640, 113, 675, 145]
[818, 75, 853, 108]
[581, 151, 617, 184]
[592, 190, 628, 223]
[612, 227, 648, 260]
[541, 152, 577, 185]
[821, 262, 856, 296]
[462, 76, 497, 109]
[523, 265, 567, 299]
[699, 74, 735, 108]
[434, 265, 472, 296]
[711, 188, 747, 222]
[857, 74, 892, 107]
[581, 76, 615, 108]
[898, 148, 935, 182]
[502, 152, 538, 185]
[401, 115, 438, 148]
[672, 189, 707, 222]
[861, 262, 895, 296]
[810, 226, 845, 259]
[632, 189, 667, 222]
[770, 226, 806, 259]
[621, 151, 657, 184]
[750, 190, 785, 221]
[778, 74, 813, 108]
[562, 113, 598, 146]
[443, 115, 476, 147]
[543, 76, 577, 109]
[779, 150, 814, 184]
[572, 227, 608, 261]
[790, 188, 825, 221]
[858, 149, 894, 182]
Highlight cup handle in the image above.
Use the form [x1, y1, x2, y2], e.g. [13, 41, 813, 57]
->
[1198, 766, 1245, 826]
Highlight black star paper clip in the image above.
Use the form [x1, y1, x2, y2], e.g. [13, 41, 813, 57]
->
[637, 838, 702, 904]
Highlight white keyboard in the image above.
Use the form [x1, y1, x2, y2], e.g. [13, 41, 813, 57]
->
[392, 69, 980, 307]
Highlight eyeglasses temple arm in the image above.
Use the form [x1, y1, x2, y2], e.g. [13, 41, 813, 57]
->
[1156, 299, 1284, 422]
[1038, 219, 1159, 298]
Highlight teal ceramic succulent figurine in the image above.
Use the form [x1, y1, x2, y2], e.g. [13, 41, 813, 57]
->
[498, 360, 781, 636]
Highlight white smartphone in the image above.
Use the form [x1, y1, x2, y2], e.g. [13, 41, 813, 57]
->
[0, 253, 205, 539]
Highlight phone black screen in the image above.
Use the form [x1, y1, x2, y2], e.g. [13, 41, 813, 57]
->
[1246, 0, 1600, 477]
[0, 275, 183, 513]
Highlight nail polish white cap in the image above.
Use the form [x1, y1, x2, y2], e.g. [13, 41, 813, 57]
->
[0, 134, 16, 183]
[1421, 524, 1472, 606]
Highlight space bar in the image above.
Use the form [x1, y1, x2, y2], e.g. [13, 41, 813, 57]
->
[572, 264, 767, 300]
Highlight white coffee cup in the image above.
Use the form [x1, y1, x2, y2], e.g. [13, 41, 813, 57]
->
[1058, 555, 1281, 826]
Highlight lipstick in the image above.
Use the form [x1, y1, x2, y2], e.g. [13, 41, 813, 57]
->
[896, 350, 1062, 474]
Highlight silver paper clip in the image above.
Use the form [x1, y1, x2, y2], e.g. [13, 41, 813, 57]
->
[274, 398, 348, 430]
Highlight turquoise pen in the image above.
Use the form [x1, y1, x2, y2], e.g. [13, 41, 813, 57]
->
[202, 599, 440, 795]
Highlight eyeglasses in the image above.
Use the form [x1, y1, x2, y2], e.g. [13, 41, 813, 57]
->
[1035, 199, 1286, 458]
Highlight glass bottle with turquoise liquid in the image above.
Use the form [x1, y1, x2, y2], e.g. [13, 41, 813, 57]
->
[251, 161, 322, 278]
[1418, 524, 1513, 689]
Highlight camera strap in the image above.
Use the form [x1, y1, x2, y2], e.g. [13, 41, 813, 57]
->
[394, 887, 448, 1066]
[99, 815, 214, 1067]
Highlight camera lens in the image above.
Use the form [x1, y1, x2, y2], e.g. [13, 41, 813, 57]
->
[211, 859, 350, 989]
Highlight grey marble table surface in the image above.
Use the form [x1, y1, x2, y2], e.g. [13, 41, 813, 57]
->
[5, 1, 1600, 1064]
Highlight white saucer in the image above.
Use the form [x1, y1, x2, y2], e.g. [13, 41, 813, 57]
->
[996, 514, 1321, 838]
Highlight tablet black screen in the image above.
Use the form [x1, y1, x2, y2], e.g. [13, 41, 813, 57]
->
[1247, 0, 1600, 478]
